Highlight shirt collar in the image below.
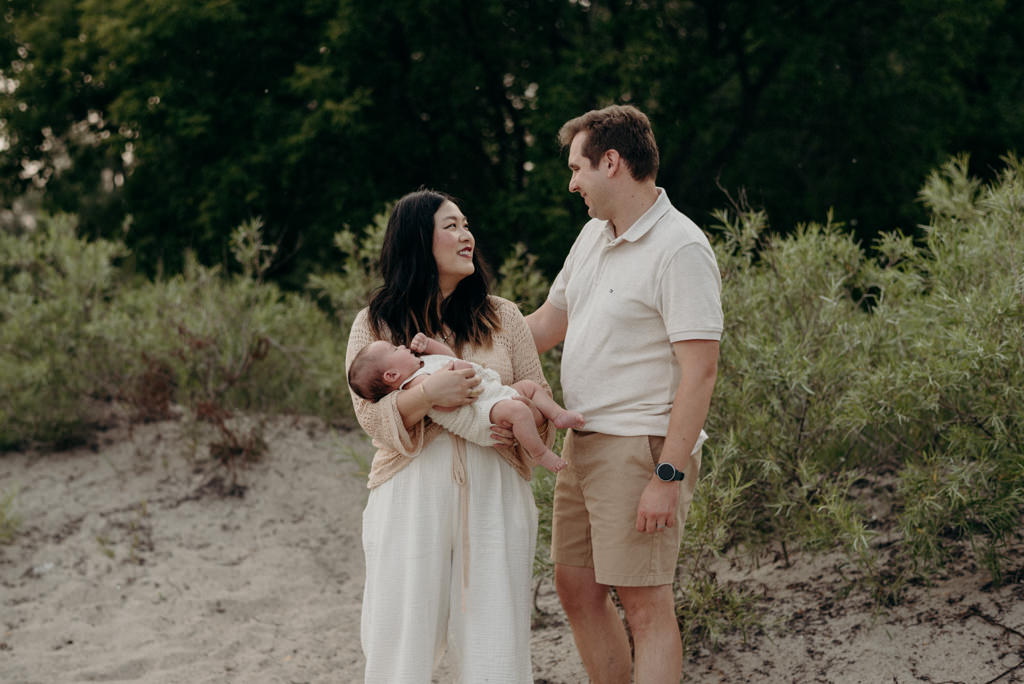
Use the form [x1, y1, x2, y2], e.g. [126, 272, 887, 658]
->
[603, 188, 671, 246]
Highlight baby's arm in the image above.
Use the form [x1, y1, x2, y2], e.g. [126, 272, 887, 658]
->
[411, 332, 455, 357]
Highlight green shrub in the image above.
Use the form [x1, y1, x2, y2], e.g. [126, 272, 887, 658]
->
[873, 155, 1024, 582]
[0, 215, 352, 449]
[0, 214, 127, 447]
[707, 153, 1024, 587]
[495, 242, 565, 405]
[676, 440, 761, 652]
[708, 207, 881, 561]
[306, 206, 388, 338]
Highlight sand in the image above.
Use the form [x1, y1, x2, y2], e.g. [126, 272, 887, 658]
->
[1, 410, 1022, 683]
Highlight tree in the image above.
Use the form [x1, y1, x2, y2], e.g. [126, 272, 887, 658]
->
[2, 1, 1021, 284]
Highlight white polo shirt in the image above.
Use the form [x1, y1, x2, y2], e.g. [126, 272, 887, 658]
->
[548, 189, 723, 436]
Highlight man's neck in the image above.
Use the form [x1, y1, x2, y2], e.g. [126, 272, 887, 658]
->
[608, 183, 660, 237]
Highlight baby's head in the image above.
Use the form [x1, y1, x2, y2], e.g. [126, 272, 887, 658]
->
[348, 340, 423, 402]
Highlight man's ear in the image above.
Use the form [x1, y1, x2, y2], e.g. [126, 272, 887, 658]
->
[383, 369, 401, 384]
[604, 149, 621, 176]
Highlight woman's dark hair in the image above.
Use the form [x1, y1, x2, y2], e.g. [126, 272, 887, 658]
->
[367, 189, 500, 350]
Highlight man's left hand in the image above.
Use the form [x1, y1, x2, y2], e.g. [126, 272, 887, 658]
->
[635, 479, 679, 533]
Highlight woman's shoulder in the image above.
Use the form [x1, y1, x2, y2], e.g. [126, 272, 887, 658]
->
[487, 295, 525, 321]
[486, 296, 534, 349]
[347, 307, 384, 359]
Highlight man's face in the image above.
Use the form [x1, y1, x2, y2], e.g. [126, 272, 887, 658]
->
[567, 132, 609, 219]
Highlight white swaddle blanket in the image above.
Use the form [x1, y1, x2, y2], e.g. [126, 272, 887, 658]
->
[401, 354, 521, 447]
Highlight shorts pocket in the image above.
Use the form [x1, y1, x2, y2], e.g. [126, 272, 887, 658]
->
[646, 435, 665, 466]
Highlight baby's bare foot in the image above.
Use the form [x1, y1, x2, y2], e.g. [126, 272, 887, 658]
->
[553, 410, 586, 430]
[537, 451, 567, 473]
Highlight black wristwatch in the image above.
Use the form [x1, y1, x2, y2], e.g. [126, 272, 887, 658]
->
[655, 462, 685, 482]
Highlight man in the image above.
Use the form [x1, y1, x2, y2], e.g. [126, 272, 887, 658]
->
[526, 105, 723, 683]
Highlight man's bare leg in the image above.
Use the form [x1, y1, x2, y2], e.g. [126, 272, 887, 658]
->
[554, 564, 632, 683]
[617, 584, 681, 684]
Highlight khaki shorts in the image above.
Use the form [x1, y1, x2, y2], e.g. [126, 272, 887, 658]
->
[551, 430, 701, 586]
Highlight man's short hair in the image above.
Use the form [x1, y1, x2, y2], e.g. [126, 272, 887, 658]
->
[558, 104, 659, 181]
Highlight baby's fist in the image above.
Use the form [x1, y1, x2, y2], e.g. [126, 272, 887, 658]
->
[410, 333, 429, 353]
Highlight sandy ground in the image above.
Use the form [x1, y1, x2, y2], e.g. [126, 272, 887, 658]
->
[1, 410, 1022, 683]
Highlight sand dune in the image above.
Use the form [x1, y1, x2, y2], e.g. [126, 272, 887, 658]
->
[1, 411, 1021, 683]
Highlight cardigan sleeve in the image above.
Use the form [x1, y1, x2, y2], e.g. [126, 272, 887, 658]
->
[493, 298, 556, 469]
[345, 308, 425, 457]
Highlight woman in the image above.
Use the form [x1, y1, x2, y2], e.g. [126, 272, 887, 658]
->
[346, 189, 554, 683]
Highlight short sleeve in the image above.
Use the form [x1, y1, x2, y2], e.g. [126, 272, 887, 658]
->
[658, 242, 724, 342]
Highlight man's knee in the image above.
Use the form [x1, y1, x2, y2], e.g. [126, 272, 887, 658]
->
[616, 585, 675, 634]
[555, 565, 607, 615]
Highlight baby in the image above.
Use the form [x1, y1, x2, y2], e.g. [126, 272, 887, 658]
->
[348, 334, 585, 473]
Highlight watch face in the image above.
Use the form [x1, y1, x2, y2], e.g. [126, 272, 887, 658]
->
[657, 463, 684, 481]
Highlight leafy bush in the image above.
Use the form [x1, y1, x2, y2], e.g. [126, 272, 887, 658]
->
[0, 214, 351, 449]
[864, 155, 1024, 582]
[676, 442, 761, 652]
[708, 207, 882, 565]
[306, 206, 388, 339]
[0, 214, 127, 447]
[707, 153, 1024, 588]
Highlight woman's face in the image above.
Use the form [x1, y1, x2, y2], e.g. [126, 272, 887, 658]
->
[431, 199, 475, 297]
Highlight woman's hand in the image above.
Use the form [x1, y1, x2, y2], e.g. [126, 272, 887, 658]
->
[489, 420, 516, 447]
[422, 361, 482, 410]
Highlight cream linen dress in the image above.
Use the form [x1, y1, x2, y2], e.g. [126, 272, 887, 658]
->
[346, 297, 554, 683]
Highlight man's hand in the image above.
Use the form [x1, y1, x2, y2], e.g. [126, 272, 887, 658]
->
[635, 479, 679, 533]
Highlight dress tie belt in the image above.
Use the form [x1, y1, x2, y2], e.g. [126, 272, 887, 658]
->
[451, 435, 470, 611]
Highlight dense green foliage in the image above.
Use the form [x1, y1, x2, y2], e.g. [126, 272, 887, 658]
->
[2, 1, 1021, 285]
[1, 154, 1021, 647]
[0, 214, 352, 449]
[704, 153, 1024, 597]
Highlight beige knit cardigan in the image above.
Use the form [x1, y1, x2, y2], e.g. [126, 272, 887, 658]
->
[345, 296, 555, 488]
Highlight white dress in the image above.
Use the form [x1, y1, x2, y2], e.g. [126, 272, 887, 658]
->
[360, 432, 538, 683]
[349, 298, 548, 684]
